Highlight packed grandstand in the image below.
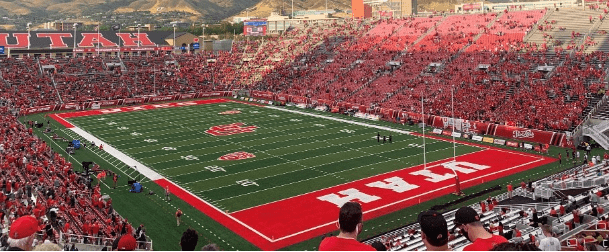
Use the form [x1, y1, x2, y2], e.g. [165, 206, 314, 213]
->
[4, 4, 609, 251]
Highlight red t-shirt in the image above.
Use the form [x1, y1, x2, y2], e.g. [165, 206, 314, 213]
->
[319, 237, 376, 251]
[507, 184, 513, 191]
[463, 235, 508, 251]
[560, 205, 565, 215]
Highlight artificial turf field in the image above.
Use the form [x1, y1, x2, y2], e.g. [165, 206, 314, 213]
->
[25, 98, 567, 250]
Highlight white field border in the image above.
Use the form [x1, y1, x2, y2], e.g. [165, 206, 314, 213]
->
[58, 100, 551, 244]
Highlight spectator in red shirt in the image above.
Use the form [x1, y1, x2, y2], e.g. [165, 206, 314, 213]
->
[319, 202, 375, 251]
[454, 207, 508, 251]
[599, 217, 608, 229]
[418, 210, 450, 251]
[520, 181, 526, 190]
[91, 220, 100, 244]
[549, 207, 558, 217]
[82, 220, 90, 243]
[559, 204, 566, 216]
[480, 201, 487, 213]
[507, 184, 513, 199]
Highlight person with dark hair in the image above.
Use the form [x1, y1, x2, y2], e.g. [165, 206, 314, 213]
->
[454, 207, 508, 251]
[418, 210, 450, 251]
[490, 242, 541, 251]
[180, 228, 199, 251]
[319, 202, 375, 251]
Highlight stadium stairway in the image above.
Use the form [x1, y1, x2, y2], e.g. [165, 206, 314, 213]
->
[584, 17, 609, 53]
[522, 8, 554, 43]
[582, 123, 609, 149]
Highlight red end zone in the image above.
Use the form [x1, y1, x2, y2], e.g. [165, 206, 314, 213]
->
[156, 148, 555, 250]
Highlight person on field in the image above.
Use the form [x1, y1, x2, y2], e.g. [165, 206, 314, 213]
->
[176, 208, 183, 226]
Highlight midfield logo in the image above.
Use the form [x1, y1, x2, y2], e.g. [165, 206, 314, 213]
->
[218, 151, 256, 161]
[205, 123, 257, 136]
[218, 110, 242, 115]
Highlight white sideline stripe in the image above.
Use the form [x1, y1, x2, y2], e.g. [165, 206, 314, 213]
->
[69, 127, 163, 181]
[267, 106, 413, 135]
[157, 176, 275, 242]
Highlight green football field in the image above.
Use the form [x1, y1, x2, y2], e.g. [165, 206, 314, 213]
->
[23, 99, 569, 250]
[64, 101, 480, 213]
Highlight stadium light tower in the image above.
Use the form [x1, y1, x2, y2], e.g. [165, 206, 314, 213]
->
[173, 24, 177, 51]
[26, 23, 31, 50]
[73, 23, 78, 58]
[201, 23, 205, 39]
[137, 24, 141, 56]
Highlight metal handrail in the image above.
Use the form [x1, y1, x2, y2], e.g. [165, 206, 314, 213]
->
[59, 233, 153, 251]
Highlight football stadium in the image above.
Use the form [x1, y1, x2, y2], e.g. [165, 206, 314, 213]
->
[5, 0, 609, 251]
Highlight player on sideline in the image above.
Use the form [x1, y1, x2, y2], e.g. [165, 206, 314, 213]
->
[377, 132, 380, 142]
[176, 208, 183, 226]
[389, 134, 392, 143]
[165, 186, 171, 201]
[319, 202, 375, 251]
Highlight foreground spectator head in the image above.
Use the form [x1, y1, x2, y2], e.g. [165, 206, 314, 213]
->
[490, 242, 541, 251]
[318, 202, 375, 251]
[117, 234, 137, 251]
[418, 210, 449, 251]
[454, 206, 508, 250]
[32, 243, 62, 251]
[180, 228, 199, 251]
[338, 201, 363, 234]
[8, 215, 40, 251]
[201, 244, 219, 251]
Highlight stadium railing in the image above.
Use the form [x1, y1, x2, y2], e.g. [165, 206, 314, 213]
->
[59, 233, 153, 251]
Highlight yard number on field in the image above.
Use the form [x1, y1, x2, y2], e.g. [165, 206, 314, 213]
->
[144, 139, 157, 143]
[181, 155, 199, 161]
[162, 147, 176, 151]
[340, 129, 355, 134]
[236, 179, 258, 186]
[408, 143, 424, 148]
[131, 132, 142, 136]
[204, 166, 226, 172]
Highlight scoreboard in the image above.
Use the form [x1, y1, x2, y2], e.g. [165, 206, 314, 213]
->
[244, 19, 267, 36]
